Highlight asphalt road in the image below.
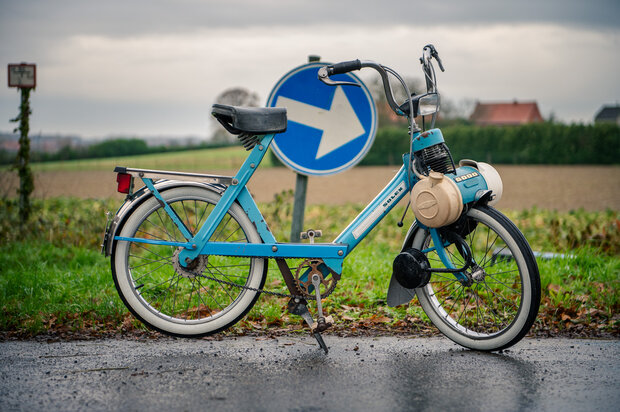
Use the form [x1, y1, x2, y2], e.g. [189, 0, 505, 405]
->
[1, 336, 618, 411]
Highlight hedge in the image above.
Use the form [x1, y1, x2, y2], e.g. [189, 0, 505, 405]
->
[356, 123, 620, 166]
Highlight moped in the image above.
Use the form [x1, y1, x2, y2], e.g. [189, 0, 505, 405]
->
[102, 45, 541, 353]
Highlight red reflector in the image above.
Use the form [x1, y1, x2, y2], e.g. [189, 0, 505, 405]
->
[116, 173, 132, 194]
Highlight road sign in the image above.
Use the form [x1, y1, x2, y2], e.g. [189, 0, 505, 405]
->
[266, 63, 377, 176]
[8, 64, 36, 88]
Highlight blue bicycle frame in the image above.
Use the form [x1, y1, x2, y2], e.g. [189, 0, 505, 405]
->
[114, 128, 488, 279]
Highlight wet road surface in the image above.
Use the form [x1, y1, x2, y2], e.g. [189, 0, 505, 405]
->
[1, 336, 618, 411]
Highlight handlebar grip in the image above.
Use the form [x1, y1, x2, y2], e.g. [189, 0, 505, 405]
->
[327, 59, 362, 75]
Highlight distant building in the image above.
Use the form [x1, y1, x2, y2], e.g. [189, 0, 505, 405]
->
[469, 101, 544, 126]
[594, 105, 620, 125]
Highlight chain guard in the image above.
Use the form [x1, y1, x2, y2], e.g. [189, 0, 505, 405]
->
[294, 259, 337, 300]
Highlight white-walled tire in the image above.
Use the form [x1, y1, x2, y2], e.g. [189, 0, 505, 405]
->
[412, 206, 540, 351]
[111, 186, 266, 337]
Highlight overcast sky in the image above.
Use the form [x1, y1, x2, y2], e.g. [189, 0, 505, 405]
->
[1, 0, 618, 139]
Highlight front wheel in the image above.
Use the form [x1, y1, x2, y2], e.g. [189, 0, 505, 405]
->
[111, 186, 267, 337]
[412, 206, 541, 351]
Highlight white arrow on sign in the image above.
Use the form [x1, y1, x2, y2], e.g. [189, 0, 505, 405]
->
[275, 86, 365, 159]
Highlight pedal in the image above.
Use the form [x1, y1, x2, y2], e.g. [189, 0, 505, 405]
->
[300, 229, 322, 244]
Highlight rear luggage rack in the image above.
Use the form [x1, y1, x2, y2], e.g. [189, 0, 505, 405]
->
[114, 167, 237, 185]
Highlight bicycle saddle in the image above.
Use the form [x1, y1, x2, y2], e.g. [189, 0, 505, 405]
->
[212, 104, 287, 135]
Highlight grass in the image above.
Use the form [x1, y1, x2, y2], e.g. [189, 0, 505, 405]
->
[20, 146, 272, 172]
[0, 195, 618, 338]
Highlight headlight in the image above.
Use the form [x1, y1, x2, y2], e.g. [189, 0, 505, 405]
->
[418, 93, 440, 116]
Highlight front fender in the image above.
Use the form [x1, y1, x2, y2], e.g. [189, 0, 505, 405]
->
[101, 180, 226, 257]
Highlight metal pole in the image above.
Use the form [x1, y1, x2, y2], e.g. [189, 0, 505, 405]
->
[290, 54, 320, 242]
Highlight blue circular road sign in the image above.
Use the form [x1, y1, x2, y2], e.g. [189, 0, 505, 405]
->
[266, 63, 377, 176]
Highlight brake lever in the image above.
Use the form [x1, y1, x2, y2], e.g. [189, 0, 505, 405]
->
[422, 44, 445, 72]
[433, 52, 445, 72]
[317, 67, 361, 87]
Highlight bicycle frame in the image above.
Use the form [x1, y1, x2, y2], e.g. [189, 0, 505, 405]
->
[113, 131, 463, 277]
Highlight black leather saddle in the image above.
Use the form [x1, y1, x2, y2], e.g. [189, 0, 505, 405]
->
[211, 104, 287, 135]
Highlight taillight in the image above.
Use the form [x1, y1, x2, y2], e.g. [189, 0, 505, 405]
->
[116, 173, 132, 194]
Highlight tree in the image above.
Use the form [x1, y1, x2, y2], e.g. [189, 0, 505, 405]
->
[210, 87, 260, 144]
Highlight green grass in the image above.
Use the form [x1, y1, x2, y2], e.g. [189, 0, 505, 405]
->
[0, 241, 127, 334]
[21, 146, 272, 172]
[0, 196, 618, 337]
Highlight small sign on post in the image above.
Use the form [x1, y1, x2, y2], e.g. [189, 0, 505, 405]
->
[8, 63, 36, 88]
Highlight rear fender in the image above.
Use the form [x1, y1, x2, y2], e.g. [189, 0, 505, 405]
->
[102, 180, 226, 257]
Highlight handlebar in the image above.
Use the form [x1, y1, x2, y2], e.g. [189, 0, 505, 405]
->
[318, 60, 405, 116]
[318, 45, 445, 119]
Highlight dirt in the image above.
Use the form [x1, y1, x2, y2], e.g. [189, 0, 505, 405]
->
[2, 165, 619, 211]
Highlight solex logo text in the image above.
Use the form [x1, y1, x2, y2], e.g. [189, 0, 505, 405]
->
[382, 186, 404, 208]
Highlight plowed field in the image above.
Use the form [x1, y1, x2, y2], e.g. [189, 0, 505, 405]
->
[2, 165, 619, 211]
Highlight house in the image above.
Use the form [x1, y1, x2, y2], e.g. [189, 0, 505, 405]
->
[469, 101, 544, 126]
[594, 105, 620, 125]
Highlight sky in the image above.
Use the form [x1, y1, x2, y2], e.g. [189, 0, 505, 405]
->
[0, 0, 619, 139]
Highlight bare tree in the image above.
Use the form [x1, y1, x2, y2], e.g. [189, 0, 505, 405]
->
[210, 87, 260, 144]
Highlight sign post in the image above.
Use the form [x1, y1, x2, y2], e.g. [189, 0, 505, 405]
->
[8, 63, 36, 223]
[289, 55, 319, 243]
[266, 56, 377, 242]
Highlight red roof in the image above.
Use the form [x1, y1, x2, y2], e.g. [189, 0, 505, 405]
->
[470, 101, 544, 126]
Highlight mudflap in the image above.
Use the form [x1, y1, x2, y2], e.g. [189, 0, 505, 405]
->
[386, 274, 416, 307]
[387, 219, 420, 307]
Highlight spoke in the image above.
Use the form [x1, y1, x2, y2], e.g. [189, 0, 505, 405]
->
[206, 263, 252, 269]
[154, 209, 178, 243]
[444, 285, 465, 319]
[456, 288, 474, 326]
[430, 278, 460, 295]
[129, 255, 172, 270]
[474, 283, 482, 330]
[193, 276, 215, 317]
[137, 225, 172, 243]
[481, 233, 501, 268]
[160, 274, 182, 315]
[472, 284, 503, 328]
[195, 202, 211, 230]
[180, 201, 192, 234]
[131, 242, 172, 260]
[201, 263, 238, 301]
[484, 272, 521, 293]
[129, 252, 173, 264]
[212, 214, 234, 242]
[185, 279, 196, 319]
[131, 260, 172, 282]
[196, 277, 227, 312]
[207, 261, 250, 283]
[430, 272, 459, 281]
[223, 225, 245, 242]
[480, 280, 519, 311]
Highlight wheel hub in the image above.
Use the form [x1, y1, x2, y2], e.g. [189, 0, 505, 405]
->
[172, 248, 208, 279]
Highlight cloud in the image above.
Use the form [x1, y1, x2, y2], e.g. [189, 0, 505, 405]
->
[0, 1, 618, 136]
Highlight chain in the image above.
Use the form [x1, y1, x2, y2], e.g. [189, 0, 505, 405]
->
[189, 269, 304, 300]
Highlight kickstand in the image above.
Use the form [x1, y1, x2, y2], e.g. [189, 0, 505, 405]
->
[288, 298, 329, 354]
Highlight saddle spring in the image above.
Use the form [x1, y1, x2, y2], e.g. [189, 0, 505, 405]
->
[239, 133, 260, 151]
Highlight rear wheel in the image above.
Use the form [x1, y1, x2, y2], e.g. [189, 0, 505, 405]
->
[111, 186, 266, 337]
[413, 206, 540, 351]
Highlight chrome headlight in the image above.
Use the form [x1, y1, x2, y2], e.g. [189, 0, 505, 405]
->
[418, 93, 440, 116]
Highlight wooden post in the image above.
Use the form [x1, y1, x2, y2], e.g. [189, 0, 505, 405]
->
[290, 55, 320, 242]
